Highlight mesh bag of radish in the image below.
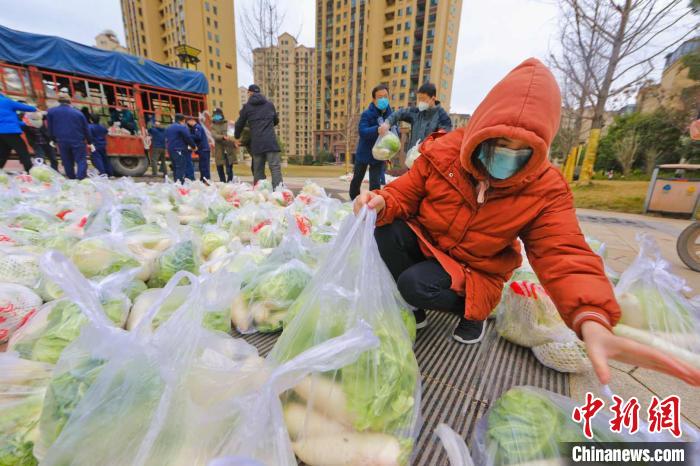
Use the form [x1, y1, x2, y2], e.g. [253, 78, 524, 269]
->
[268, 207, 421, 466]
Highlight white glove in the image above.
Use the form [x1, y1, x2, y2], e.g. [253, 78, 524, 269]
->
[89, 144, 96, 152]
[49, 141, 56, 148]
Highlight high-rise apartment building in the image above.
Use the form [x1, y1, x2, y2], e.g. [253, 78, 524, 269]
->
[95, 30, 129, 53]
[238, 86, 248, 108]
[253, 33, 315, 159]
[314, 0, 462, 157]
[120, 0, 239, 118]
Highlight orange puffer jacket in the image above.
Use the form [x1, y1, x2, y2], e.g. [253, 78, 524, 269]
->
[375, 58, 620, 336]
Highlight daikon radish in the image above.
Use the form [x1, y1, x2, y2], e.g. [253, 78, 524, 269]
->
[284, 402, 348, 439]
[293, 376, 355, 425]
[613, 324, 700, 368]
[292, 432, 401, 466]
[230, 294, 251, 332]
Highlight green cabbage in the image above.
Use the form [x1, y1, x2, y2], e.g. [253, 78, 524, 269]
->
[372, 132, 401, 161]
[122, 280, 148, 302]
[39, 235, 79, 256]
[201, 230, 229, 257]
[147, 241, 198, 288]
[244, 266, 311, 306]
[29, 165, 61, 183]
[71, 238, 140, 278]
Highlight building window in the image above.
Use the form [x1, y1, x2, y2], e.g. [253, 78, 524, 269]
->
[218, 88, 222, 95]
[218, 75, 221, 82]
[403, 51, 409, 59]
[210, 73, 215, 80]
[216, 47, 220, 57]
[407, 6, 412, 14]
[213, 5, 217, 14]
[208, 31, 212, 40]
[205, 1, 210, 11]
[215, 34, 220, 43]
[209, 59, 214, 67]
[401, 65, 407, 73]
[400, 92, 405, 100]
[404, 36, 410, 45]
[397, 24, 402, 31]
[217, 62, 221, 70]
[212, 86, 216, 93]
[395, 38, 400, 45]
[214, 20, 218, 28]
[405, 21, 411, 30]
[208, 46, 213, 53]
[401, 78, 406, 86]
[206, 17, 210, 26]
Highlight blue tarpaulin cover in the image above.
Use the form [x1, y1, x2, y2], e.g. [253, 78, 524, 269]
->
[0, 25, 208, 94]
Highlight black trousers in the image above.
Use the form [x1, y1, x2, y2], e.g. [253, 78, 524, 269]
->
[375, 219, 465, 314]
[0, 133, 32, 171]
[349, 161, 383, 200]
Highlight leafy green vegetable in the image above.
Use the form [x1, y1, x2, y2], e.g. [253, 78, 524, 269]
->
[71, 238, 140, 278]
[372, 132, 401, 161]
[147, 240, 198, 288]
[201, 230, 229, 257]
[400, 307, 417, 343]
[245, 266, 311, 305]
[29, 165, 61, 183]
[618, 286, 694, 334]
[487, 387, 622, 465]
[122, 280, 148, 302]
[38, 358, 104, 455]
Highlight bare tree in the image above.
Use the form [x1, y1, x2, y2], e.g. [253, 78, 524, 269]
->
[238, 0, 287, 101]
[614, 131, 641, 175]
[555, 0, 696, 180]
[644, 146, 663, 175]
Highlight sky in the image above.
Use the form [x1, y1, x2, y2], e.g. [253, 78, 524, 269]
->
[0, 0, 694, 114]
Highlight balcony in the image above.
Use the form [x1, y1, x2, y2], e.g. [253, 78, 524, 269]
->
[381, 68, 390, 77]
[383, 54, 391, 63]
[385, 11, 395, 21]
[383, 40, 392, 49]
[384, 26, 394, 35]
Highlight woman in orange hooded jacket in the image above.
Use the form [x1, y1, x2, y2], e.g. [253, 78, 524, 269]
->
[354, 58, 700, 386]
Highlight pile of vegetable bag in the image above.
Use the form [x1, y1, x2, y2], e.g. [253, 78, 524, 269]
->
[269, 207, 421, 466]
[471, 386, 692, 465]
[613, 234, 700, 368]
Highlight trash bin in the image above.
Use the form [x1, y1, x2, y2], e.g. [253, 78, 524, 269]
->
[643, 164, 700, 218]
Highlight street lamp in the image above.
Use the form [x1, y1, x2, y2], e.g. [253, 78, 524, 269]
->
[175, 43, 201, 70]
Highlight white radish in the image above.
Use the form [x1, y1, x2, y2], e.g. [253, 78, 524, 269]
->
[613, 324, 700, 368]
[294, 375, 355, 426]
[230, 294, 251, 332]
[292, 432, 402, 466]
[250, 301, 272, 324]
[617, 292, 649, 329]
[283, 402, 348, 439]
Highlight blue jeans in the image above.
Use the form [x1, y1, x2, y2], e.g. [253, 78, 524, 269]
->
[198, 150, 211, 181]
[91, 145, 113, 176]
[57, 141, 88, 179]
[170, 149, 194, 183]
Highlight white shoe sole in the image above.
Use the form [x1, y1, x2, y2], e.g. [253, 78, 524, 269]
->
[452, 323, 486, 345]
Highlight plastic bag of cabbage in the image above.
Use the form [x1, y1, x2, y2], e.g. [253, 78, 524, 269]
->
[230, 218, 320, 334]
[471, 386, 689, 465]
[372, 131, 401, 161]
[0, 283, 42, 343]
[7, 254, 136, 364]
[269, 208, 420, 466]
[0, 353, 53, 466]
[613, 234, 700, 368]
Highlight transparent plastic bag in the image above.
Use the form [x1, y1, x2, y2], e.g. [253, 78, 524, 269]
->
[0, 283, 42, 343]
[435, 423, 474, 466]
[372, 131, 401, 161]
[405, 139, 422, 169]
[146, 218, 201, 288]
[0, 352, 53, 466]
[269, 207, 421, 465]
[613, 234, 700, 368]
[8, 255, 136, 364]
[231, 215, 320, 334]
[0, 250, 41, 287]
[187, 324, 379, 466]
[471, 385, 691, 466]
[36, 253, 209, 463]
[531, 340, 591, 373]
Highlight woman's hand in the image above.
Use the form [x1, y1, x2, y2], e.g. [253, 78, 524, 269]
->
[581, 320, 700, 386]
[353, 191, 386, 215]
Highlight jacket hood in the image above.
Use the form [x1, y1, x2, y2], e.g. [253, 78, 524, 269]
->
[248, 93, 268, 105]
[460, 58, 561, 188]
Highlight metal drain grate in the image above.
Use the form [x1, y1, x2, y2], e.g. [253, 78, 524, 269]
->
[236, 310, 569, 465]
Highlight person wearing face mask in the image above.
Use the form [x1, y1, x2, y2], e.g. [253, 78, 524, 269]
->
[378, 82, 452, 153]
[354, 58, 700, 388]
[349, 84, 394, 200]
[211, 108, 235, 182]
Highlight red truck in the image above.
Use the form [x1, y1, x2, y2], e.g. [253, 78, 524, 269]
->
[0, 25, 208, 176]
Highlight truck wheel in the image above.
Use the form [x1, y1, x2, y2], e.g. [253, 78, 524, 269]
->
[110, 157, 149, 177]
[676, 222, 700, 272]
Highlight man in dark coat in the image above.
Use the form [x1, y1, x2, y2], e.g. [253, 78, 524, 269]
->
[47, 92, 94, 179]
[147, 120, 167, 176]
[233, 84, 282, 188]
[88, 115, 112, 176]
[349, 84, 394, 200]
[379, 82, 452, 151]
[187, 116, 211, 182]
[165, 113, 196, 183]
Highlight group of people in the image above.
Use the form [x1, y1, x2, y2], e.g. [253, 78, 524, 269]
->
[0, 91, 112, 179]
[158, 83, 284, 188]
[350, 82, 452, 200]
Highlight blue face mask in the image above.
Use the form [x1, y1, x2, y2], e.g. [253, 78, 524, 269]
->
[376, 97, 389, 111]
[213, 115, 223, 122]
[478, 145, 533, 179]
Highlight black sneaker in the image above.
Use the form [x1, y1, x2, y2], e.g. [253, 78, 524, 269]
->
[452, 318, 486, 344]
[413, 309, 428, 329]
